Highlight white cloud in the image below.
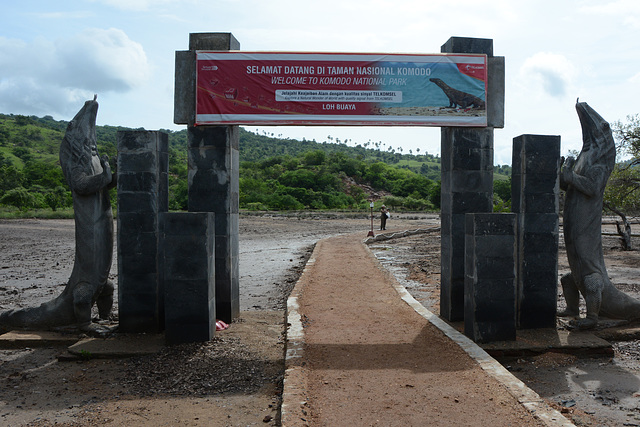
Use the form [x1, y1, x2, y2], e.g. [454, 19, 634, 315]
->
[580, 0, 640, 28]
[520, 52, 576, 98]
[0, 28, 149, 117]
[0, 77, 90, 116]
[53, 28, 149, 92]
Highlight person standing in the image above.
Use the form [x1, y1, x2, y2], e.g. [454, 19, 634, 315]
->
[380, 205, 389, 230]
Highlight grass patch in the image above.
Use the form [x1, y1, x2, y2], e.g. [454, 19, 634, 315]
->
[395, 159, 440, 168]
[0, 207, 75, 219]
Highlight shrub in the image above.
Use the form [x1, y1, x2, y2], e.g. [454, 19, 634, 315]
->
[0, 187, 36, 211]
[493, 178, 511, 203]
[303, 150, 326, 166]
[493, 194, 511, 212]
[169, 180, 188, 210]
[382, 195, 404, 210]
[428, 180, 441, 209]
[45, 186, 69, 211]
[267, 194, 304, 210]
[403, 196, 434, 211]
[245, 202, 268, 211]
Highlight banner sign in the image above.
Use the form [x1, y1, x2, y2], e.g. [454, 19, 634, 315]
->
[195, 52, 487, 127]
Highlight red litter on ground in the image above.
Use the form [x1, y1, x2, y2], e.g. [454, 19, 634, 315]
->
[216, 320, 229, 331]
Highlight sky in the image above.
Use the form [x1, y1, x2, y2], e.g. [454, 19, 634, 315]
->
[1, 0, 639, 165]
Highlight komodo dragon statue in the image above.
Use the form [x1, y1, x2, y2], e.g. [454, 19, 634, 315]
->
[558, 100, 640, 329]
[0, 95, 116, 334]
[429, 78, 485, 110]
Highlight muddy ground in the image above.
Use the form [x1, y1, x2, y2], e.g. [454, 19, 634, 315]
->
[0, 214, 417, 426]
[372, 218, 640, 427]
[0, 214, 639, 426]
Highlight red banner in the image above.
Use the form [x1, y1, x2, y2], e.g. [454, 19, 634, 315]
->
[195, 52, 487, 127]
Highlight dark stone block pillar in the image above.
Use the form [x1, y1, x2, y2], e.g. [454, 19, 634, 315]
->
[440, 127, 494, 321]
[465, 213, 517, 343]
[512, 134, 560, 329]
[188, 126, 239, 323]
[439, 37, 495, 322]
[160, 212, 215, 345]
[117, 130, 168, 333]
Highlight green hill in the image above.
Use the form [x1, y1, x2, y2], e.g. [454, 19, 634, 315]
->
[0, 112, 511, 214]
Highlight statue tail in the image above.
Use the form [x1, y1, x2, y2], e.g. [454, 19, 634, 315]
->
[601, 284, 640, 321]
[0, 296, 75, 332]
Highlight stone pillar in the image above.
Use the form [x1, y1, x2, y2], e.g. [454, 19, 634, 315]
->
[512, 134, 560, 329]
[439, 37, 497, 322]
[174, 33, 241, 126]
[117, 130, 168, 333]
[160, 212, 216, 345]
[440, 127, 494, 321]
[464, 213, 517, 343]
[175, 33, 241, 324]
[188, 126, 240, 323]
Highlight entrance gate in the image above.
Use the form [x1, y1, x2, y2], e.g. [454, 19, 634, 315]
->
[116, 33, 557, 344]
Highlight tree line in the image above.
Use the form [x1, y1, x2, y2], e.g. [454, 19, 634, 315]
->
[0, 112, 583, 216]
[238, 150, 440, 211]
[0, 114, 447, 213]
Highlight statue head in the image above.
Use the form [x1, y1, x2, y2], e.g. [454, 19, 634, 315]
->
[60, 95, 99, 181]
[575, 99, 615, 171]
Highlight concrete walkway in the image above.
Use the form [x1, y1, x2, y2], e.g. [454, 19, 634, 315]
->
[283, 230, 575, 426]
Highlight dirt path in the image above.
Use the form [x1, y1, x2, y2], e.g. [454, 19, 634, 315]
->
[373, 226, 640, 427]
[295, 232, 545, 426]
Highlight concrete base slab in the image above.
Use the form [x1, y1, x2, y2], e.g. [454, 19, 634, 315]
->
[594, 325, 640, 341]
[68, 334, 165, 358]
[481, 328, 613, 358]
[0, 330, 80, 348]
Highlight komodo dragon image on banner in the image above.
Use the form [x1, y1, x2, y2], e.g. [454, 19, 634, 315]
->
[559, 100, 640, 329]
[0, 95, 116, 334]
[429, 78, 485, 110]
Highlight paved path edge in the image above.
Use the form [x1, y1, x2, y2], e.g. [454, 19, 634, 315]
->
[282, 234, 575, 427]
[282, 252, 315, 426]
